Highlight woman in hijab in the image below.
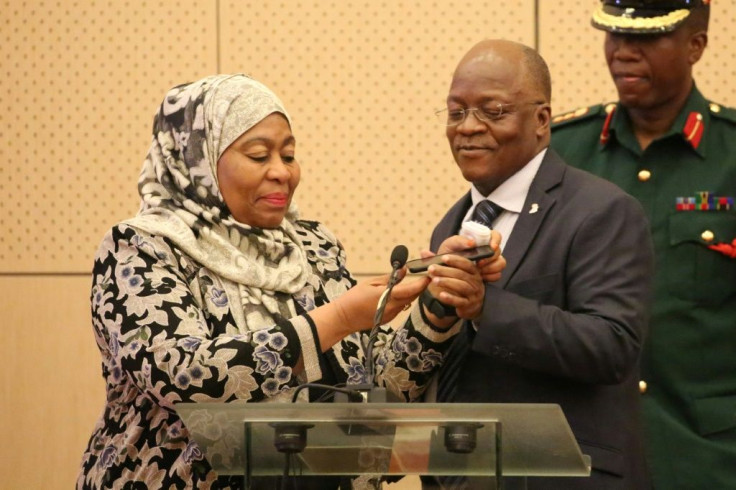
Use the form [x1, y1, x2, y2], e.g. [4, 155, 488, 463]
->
[76, 74, 500, 489]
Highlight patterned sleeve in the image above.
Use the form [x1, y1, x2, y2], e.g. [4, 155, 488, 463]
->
[369, 306, 462, 401]
[91, 224, 316, 410]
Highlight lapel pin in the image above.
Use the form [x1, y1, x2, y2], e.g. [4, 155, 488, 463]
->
[529, 203, 539, 214]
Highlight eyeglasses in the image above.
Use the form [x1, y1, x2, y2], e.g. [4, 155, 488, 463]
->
[435, 102, 545, 126]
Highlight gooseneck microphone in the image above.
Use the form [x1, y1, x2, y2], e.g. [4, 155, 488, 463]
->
[379, 245, 409, 320]
[281, 249, 409, 484]
[281, 248, 409, 487]
[364, 245, 408, 391]
[331, 245, 408, 403]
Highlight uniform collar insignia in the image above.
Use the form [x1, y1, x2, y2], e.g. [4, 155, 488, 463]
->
[683, 112, 705, 149]
[599, 103, 616, 145]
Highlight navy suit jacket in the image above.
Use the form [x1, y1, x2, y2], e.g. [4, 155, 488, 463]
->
[430, 149, 654, 489]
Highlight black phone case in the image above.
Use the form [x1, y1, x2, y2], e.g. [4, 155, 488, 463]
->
[406, 245, 494, 273]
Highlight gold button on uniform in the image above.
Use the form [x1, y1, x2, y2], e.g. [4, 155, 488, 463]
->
[639, 380, 647, 394]
[638, 170, 651, 182]
[701, 230, 715, 242]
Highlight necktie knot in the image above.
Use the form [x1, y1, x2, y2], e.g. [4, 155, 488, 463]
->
[471, 200, 503, 228]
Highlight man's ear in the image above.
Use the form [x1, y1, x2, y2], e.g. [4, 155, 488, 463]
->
[688, 31, 708, 65]
[536, 104, 552, 136]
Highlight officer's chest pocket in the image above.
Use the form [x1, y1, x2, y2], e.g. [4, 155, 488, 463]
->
[690, 394, 736, 437]
[667, 212, 736, 305]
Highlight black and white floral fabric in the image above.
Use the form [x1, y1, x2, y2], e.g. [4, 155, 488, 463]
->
[76, 75, 459, 489]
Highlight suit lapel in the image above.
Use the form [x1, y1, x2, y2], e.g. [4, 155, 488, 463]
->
[497, 150, 565, 288]
[432, 193, 472, 251]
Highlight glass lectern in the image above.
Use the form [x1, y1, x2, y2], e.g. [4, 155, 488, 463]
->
[175, 402, 591, 489]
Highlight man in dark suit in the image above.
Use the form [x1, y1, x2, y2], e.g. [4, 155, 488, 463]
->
[420, 39, 654, 489]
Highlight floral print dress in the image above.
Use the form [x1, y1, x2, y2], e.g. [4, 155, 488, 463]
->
[76, 220, 458, 489]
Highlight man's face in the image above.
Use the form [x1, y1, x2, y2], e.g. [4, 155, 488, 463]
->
[446, 50, 548, 196]
[604, 27, 698, 110]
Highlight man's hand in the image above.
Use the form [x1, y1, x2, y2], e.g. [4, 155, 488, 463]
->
[426, 254, 485, 320]
[416, 230, 506, 323]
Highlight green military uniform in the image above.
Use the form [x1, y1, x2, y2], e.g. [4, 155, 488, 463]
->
[551, 85, 736, 489]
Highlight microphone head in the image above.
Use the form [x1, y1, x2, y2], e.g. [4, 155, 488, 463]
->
[390, 245, 409, 269]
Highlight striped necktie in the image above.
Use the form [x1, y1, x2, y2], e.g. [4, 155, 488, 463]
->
[436, 200, 503, 403]
[470, 199, 503, 228]
[425, 200, 504, 490]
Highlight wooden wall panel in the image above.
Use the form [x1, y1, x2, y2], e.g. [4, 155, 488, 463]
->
[0, 0, 217, 273]
[0, 277, 104, 489]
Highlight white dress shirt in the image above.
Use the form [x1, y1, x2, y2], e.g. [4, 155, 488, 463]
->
[463, 148, 547, 251]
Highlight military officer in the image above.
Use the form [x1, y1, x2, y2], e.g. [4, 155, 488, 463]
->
[550, 1, 736, 488]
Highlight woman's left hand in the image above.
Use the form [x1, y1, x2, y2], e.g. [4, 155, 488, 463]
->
[367, 270, 430, 325]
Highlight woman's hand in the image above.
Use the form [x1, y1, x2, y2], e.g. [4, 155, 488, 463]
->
[376, 269, 431, 324]
[310, 272, 430, 350]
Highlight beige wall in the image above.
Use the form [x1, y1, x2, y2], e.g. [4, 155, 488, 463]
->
[1, 1, 734, 488]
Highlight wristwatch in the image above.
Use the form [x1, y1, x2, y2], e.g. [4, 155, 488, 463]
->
[420, 289, 456, 319]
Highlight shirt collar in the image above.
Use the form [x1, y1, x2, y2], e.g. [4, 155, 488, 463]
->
[603, 85, 709, 158]
[471, 147, 547, 213]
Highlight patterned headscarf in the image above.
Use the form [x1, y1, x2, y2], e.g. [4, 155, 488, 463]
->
[124, 75, 312, 320]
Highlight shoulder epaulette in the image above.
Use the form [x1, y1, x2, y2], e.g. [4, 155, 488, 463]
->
[708, 102, 736, 125]
[551, 103, 611, 128]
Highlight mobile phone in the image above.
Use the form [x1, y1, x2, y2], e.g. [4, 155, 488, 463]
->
[406, 245, 495, 273]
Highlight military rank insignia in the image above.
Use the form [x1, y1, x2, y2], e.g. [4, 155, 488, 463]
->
[676, 191, 733, 211]
[682, 112, 704, 149]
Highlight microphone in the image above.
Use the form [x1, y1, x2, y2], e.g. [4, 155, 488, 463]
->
[333, 245, 408, 403]
[373, 245, 408, 337]
[384, 245, 408, 298]
[362, 245, 408, 401]
[390, 245, 409, 269]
